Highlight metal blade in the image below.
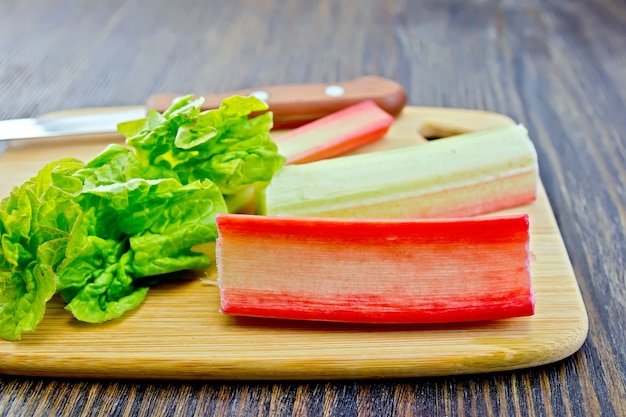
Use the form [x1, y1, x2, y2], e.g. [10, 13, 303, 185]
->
[0, 108, 147, 141]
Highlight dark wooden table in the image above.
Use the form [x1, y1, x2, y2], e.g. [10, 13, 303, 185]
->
[1, 0, 625, 415]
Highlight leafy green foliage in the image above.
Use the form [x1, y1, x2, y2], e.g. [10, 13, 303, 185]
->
[0, 95, 285, 340]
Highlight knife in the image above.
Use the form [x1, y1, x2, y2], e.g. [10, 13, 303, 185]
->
[0, 76, 406, 145]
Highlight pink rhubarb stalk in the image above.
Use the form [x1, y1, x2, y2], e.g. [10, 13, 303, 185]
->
[216, 213, 535, 324]
[274, 100, 394, 164]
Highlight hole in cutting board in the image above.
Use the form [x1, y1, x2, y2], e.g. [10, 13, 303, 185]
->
[419, 121, 470, 141]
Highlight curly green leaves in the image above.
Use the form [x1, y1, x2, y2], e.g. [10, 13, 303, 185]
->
[0, 159, 83, 340]
[0, 95, 284, 340]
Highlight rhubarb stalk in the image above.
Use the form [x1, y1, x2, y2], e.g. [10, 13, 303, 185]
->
[274, 100, 395, 164]
[259, 124, 538, 218]
[216, 213, 535, 324]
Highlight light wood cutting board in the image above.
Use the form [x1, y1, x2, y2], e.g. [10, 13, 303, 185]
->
[0, 106, 588, 380]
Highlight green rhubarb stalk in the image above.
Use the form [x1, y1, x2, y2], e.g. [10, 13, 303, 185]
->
[258, 124, 538, 218]
[216, 213, 535, 323]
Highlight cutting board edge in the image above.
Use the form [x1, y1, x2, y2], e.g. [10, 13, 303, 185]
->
[0, 321, 588, 381]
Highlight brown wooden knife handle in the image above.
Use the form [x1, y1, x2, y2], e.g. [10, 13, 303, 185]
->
[145, 76, 407, 129]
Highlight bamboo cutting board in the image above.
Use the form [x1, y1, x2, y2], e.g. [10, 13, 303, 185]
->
[0, 106, 588, 380]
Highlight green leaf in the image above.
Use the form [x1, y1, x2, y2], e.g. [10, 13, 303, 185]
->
[54, 209, 145, 323]
[0, 263, 56, 341]
[0, 94, 284, 339]
[54, 177, 226, 322]
[124, 95, 285, 195]
[83, 178, 225, 276]
[62, 250, 149, 324]
[117, 118, 146, 139]
[75, 144, 178, 190]
[0, 159, 84, 340]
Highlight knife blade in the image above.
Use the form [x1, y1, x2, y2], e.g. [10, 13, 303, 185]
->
[0, 76, 406, 143]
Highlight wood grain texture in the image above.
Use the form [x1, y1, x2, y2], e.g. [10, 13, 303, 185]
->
[0, 0, 624, 416]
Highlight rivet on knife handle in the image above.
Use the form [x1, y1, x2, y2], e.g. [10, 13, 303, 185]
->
[146, 76, 408, 129]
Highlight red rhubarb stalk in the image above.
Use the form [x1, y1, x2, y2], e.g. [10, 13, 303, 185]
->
[274, 100, 394, 164]
[216, 213, 535, 324]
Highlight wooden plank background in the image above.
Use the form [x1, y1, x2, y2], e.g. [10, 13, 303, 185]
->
[0, 0, 625, 415]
